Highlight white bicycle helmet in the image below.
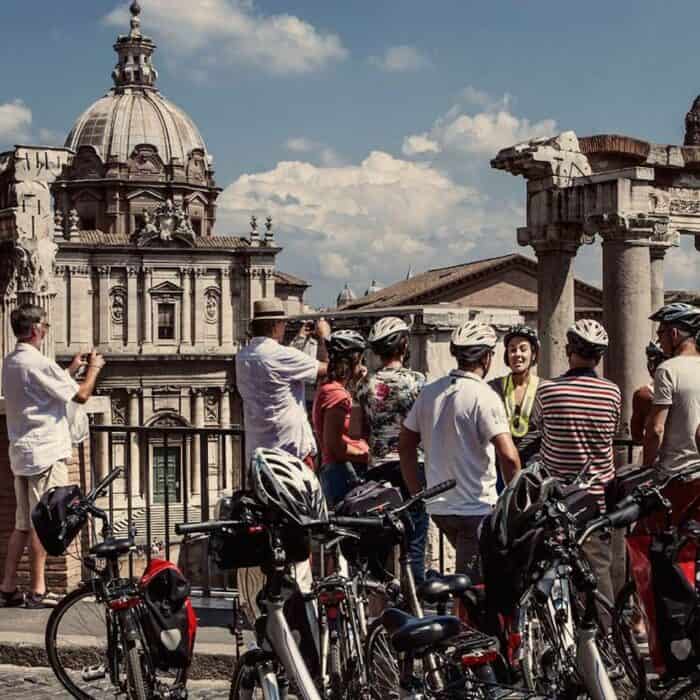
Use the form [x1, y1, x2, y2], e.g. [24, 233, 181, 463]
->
[450, 321, 498, 362]
[566, 319, 609, 355]
[368, 317, 410, 354]
[250, 448, 327, 526]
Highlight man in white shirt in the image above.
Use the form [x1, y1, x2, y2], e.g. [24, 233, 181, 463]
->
[0, 304, 104, 608]
[399, 321, 520, 583]
[236, 299, 330, 468]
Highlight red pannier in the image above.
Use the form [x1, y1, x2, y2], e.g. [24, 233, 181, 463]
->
[138, 559, 197, 670]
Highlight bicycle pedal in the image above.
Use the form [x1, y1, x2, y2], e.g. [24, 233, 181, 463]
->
[81, 665, 106, 681]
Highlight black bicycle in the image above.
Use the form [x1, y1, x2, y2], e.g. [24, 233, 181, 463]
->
[44, 468, 189, 700]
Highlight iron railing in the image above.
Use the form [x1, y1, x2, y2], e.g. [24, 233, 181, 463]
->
[86, 423, 244, 595]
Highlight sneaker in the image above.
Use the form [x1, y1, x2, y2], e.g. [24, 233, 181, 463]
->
[24, 591, 60, 609]
[0, 589, 24, 608]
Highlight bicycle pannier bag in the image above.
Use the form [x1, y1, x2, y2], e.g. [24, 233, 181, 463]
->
[139, 559, 197, 670]
[31, 485, 85, 556]
[335, 480, 402, 578]
[209, 490, 310, 570]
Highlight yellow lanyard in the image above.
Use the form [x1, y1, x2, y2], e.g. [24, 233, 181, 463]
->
[502, 374, 539, 438]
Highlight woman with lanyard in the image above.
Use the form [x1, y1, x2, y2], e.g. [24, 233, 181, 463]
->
[488, 324, 542, 491]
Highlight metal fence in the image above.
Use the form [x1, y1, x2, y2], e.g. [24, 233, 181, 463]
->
[86, 423, 244, 594]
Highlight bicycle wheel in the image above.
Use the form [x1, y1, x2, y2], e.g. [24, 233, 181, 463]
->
[46, 584, 185, 699]
[126, 644, 148, 700]
[230, 655, 281, 700]
[365, 619, 401, 700]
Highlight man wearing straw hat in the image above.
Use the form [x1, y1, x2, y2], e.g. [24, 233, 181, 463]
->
[236, 298, 330, 468]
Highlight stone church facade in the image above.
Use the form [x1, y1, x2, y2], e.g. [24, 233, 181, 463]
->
[0, 2, 298, 511]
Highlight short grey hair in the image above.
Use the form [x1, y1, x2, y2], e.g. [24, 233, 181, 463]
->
[10, 304, 45, 339]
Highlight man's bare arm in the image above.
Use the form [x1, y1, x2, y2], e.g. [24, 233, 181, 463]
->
[492, 432, 521, 485]
[399, 425, 422, 495]
[643, 405, 669, 466]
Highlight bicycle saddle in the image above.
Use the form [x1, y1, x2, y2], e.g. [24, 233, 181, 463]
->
[389, 613, 462, 653]
[89, 538, 134, 559]
[417, 574, 471, 604]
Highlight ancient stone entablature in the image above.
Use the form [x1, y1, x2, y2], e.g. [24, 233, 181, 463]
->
[132, 199, 195, 247]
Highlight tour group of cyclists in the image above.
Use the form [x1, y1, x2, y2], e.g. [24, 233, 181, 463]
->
[295, 301, 700, 603]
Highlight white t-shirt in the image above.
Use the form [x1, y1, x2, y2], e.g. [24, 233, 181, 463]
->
[2, 343, 78, 476]
[235, 337, 319, 464]
[404, 369, 510, 516]
[653, 355, 700, 472]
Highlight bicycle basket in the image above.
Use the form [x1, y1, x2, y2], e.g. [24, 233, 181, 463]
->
[209, 490, 310, 570]
[334, 480, 402, 578]
[31, 484, 85, 556]
[139, 559, 197, 671]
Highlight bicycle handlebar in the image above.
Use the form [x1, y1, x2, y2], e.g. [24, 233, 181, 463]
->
[175, 519, 244, 535]
[86, 467, 123, 503]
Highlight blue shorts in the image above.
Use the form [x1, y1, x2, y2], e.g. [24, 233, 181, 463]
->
[320, 462, 365, 508]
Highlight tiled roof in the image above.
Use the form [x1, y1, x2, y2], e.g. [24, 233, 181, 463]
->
[73, 231, 249, 249]
[340, 253, 602, 310]
[275, 270, 310, 287]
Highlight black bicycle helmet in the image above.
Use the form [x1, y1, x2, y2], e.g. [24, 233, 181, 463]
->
[250, 448, 327, 526]
[649, 302, 700, 331]
[326, 329, 367, 358]
[503, 324, 539, 352]
[645, 340, 666, 362]
[367, 317, 410, 356]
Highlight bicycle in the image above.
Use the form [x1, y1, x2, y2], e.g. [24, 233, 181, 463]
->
[44, 467, 190, 700]
[607, 463, 700, 700]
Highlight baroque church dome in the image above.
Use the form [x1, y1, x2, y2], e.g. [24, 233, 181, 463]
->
[64, 1, 210, 167]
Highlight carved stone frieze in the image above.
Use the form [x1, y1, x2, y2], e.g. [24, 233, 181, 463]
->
[69, 264, 91, 275]
[132, 199, 195, 247]
[111, 393, 127, 425]
[110, 287, 126, 323]
[670, 198, 700, 216]
[205, 392, 219, 423]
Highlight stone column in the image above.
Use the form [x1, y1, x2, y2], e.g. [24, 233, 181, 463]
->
[191, 389, 204, 497]
[221, 267, 234, 349]
[127, 389, 141, 497]
[600, 222, 653, 439]
[143, 268, 153, 348]
[192, 267, 205, 348]
[97, 266, 111, 349]
[180, 266, 192, 347]
[220, 388, 233, 490]
[532, 237, 579, 379]
[649, 229, 678, 319]
[126, 265, 139, 349]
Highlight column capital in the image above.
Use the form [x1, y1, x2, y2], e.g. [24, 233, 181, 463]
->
[96, 265, 111, 275]
[587, 212, 670, 245]
[179, 265, 193, 276]
[127, 387, 143, 397]
[521, 225, 583, 256]
[126, 265, 139, 276]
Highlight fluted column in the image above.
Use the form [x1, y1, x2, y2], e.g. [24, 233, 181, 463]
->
[127, 388, 141, 497]
[221, 267, 234, 349]
[220, 388, 233, 490]
[180, 266, 192, 348]
[126, 265, 139, 350]
[531, 235, 580, 379]
[191, 389, 204, 496]
[98, 266, 111, 349]
[599, 219, 653, 439]
[143, 267, 153, 348]
[192, 267, 205, 348]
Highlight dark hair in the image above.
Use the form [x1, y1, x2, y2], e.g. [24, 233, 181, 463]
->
[327, 350, 363, 384]
[250, 318, 282, 337]
[377, 334, 409, 362]
[11, 304, 45, 339]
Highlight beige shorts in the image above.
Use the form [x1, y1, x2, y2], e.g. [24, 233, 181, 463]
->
[14, 461, 69, 532]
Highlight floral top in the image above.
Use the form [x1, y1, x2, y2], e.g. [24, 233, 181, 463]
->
[356, 367, 426, 465]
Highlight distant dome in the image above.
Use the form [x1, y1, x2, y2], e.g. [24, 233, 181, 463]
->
[64, 1, 209, 166]
[337, 283, 356, 307]
[364, 279, 382, 296]
[65, 91, 209, 164]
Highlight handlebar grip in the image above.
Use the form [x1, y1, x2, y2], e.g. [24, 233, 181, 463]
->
[420, 479, 456, 501]
[606, 503, 642, 529]
[329, 515, 384, 530]
[86, 467, 123, 502]
[175, 519, 244, 535]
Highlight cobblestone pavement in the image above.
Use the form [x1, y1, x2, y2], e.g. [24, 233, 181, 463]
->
[0, 665, 232, 699]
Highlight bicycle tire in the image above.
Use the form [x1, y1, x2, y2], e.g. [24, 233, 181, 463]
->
[230, 653, 280, 700]
[610, 582, 647, 700]
[364, 618, 401, 700]
[126, 643, 148, 700]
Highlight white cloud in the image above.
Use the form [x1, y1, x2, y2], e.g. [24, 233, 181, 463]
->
[0, 100, 32, 145]
[665, 237, 700, 291]
[403, 87, 557, 156]
[37, 128, 64, 146]
[285, 137, 343, 166]
[104, 0, 347, 76]
[369, 45, 430, 72]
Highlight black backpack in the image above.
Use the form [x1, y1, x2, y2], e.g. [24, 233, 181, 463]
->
[138, 560, 197, 670]
[31, 485, 85, 556]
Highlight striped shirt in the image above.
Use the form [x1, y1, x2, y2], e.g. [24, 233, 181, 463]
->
[535, 369, 621, 509]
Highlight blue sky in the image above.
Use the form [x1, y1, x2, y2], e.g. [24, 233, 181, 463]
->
[1, 1, 699, 305]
